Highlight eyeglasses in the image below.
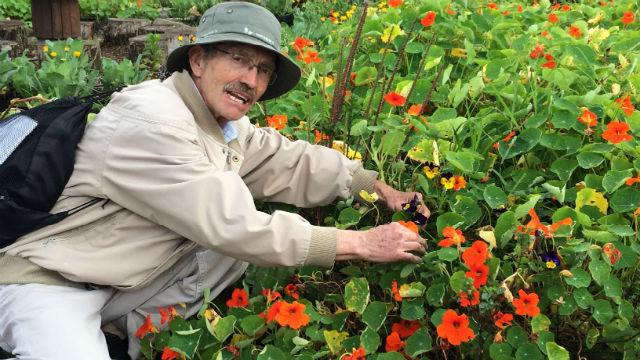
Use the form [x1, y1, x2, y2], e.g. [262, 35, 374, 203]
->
[214, 47, 277, 85]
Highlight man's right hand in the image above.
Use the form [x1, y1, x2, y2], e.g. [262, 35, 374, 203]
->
[335, 222, 427, 264]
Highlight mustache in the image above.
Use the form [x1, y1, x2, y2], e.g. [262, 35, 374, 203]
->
[223, 82, 256, 100]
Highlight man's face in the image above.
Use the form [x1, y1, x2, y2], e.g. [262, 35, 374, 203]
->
[189, 43, 276, 123]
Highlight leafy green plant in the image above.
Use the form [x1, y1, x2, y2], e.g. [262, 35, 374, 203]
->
[100, 56, 150, 89]
[0, 0, 31, 22]
[139, 33, 164, 74]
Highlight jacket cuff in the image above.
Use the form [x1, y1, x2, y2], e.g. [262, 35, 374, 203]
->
[350, 167, 378, 198]
[304, 226, 337, 268]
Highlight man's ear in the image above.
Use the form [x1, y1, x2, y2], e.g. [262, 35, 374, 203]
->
[188, 46, 206, 77]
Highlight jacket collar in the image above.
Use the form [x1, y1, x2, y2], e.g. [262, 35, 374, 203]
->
[171, 70, 240, 150]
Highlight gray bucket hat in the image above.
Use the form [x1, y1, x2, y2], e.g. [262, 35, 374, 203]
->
[166, 1, 301, 101]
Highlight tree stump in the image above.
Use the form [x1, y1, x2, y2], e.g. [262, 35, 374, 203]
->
[0, 20, 31, 49]
[80, 21, 94, 40]
[31, 0, 81, 39]
[106, 18, 150, 45]
[128, 32, 189, 63]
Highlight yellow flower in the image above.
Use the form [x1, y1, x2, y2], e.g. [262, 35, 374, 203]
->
[423, 165, 440, 179]
[190, 35, 196, 42]
[331, 140, 362, 160]
[177, 35, 184, 41]
[320, 75, 334, 88]
[340, 15, 347, 21]
[42, 45, 48, 52]
[441, 177, 455, 190]
[64, 46, 69, 51]
[50, 51, 58, 58]
[73, 51, 81, 58]
[359, 190, 379, 203]
[381, 24, 404, 43]
[546, 261, 557, 269]
[451, 48, 468, 57]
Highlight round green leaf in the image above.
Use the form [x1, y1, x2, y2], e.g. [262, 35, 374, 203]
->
[586, 328, 599, 349]
[257, 345, 288, 360]
[592, 299, 614, 325]
[618, 300, 634, 321]
[213, 315, 236, 342]
[400, 299, 426, 321]
[405, 41, 425, 54]
[602, 169, 633, 194]
[483, 185, 507, 209]
[425, 283, 446, 306]
[490, 343, 513, 358]
[545, 342, 570, 360]
[563, 268, 591, 288]
[449, 270, 471, 294]
[604, 274, 622, 303]
[515, 342, 543, 360]
[437, 247, 459, 262]
[531, 314, 550, 334]
[350, 119, 369, 136]
[588, 259, 611, 286]
[573, 288, 594, 309]
[362, 302, 387, 331]
[577, 152, 604, 169]
[551, 158, 578, 182]
[241, 315, 265, 336]
[495, 211, 516, 247]
[344, 278, 370, 314]
[558, 295, 577, 316]
[536, 331, 554, 355]
[360, 327, 380, 354]
[610, 187, 640, 213]
[506, 326, 528, 348]
[453, 195, 482, 229]
[405, 327, 432, 358]
[501, 128, 541, 160]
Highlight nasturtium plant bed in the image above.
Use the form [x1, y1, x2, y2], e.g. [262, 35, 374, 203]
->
[12, 0, 632, 358]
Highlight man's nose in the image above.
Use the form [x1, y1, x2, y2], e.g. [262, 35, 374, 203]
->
[239, 66, 259, 88]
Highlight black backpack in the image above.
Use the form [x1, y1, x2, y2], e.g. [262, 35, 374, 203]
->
[0, 91, 117, 247]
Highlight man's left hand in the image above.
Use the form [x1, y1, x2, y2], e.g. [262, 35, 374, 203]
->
[373, 180, 431, 222]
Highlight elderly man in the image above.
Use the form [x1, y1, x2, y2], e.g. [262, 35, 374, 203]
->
[0, 2, 429, 359]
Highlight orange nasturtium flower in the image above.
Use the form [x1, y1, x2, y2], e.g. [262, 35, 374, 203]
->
[529, 43, 545, 59]
[439, 226, 465, 247]
[421, 11, 436, 27]
[466, 263, 489, 289]
[436, 310, 475, 345]
[462, 240, 490, 267]
[387, 0, 403, 8]
[226, 288, 249, 308]
[161, 346, 180, 360]
[384, 92, 406, 107]
[299, 49, 321, 64]
[578, 107, 597, 127]
[391, 280, 403, 302]
[407, 104, 423, 116]
[519, 208, 550, 237]
[452, 175, 466, 191]
[266, 114, 288, 130]
[284, 283, 300, 300]
[512, 289, 540, 317]
[602, 243, 622, 265]
[135, 314, 159, 339]
[262, 288, 282, 302]
[622, 11, 635, 25]
[626, 174, 640, 186]
[542, 54, 556, 69]
[602, 121, 633, 144]
[274, 301, 310, 329]
[391, 320, 421, 339]
[548, 13, 559, 23]
[314, 130, 330, 144]
[615, 95, 635, 116]
[397, 220, 419, 234]
[385, 331, 405, 352]
[568, 25, 582, 38]
[264, 300, 284, 322]
[292, 36, 314, 53]
[487, 3, 498, 10]
[493, 311, 514, 329]
[459, 290, 480, 307]
[343, 347, 366, 360]
[159, 306, 179, 325]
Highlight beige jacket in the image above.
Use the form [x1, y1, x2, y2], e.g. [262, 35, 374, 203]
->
[0, 71, 377, 290]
